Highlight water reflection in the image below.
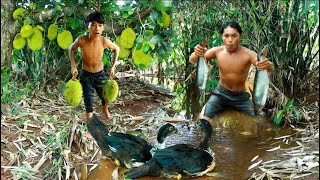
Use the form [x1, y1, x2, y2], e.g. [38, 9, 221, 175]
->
[86, 110, 296, 180]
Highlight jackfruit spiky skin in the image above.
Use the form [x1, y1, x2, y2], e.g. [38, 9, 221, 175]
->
[13, 8, 27, 20]
[63, 79, 83, 106]
[120, 28, 136, 49]
[103, 79, 119, 103]
[48, 24, 58, 40]
[20, 24, 34, 38]
[132, 47, 151, 68]
[27, 27, 43, 51]
[57, 30, 73, 50]
[13, 33, 26, 50]
[161, 11, 171, 29]
[116, 37, 131, 59]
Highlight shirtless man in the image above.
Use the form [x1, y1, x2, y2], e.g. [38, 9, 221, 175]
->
[69, 11, 120, 120]
[189, 21, 274, 120]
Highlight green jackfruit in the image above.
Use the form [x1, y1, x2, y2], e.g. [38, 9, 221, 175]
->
[132, 47, 151, 68]
[57, 30, 73, 49]
[13, 33, 26, 50]
[63, 79, 83, 106]
[103, 79, 119, 103]
[20, 24, 34, 38]
[161, 11, 171, 29]
[120, 28, 136, 49]
[116, 37, 131, 59]
[48, 24, 58, 40]
[27, 27, 43, 51]
[13, 8, 27, 20]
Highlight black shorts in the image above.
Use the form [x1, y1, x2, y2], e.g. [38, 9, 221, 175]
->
[79, 69, 108, 113]
[204, 84, 254, 118]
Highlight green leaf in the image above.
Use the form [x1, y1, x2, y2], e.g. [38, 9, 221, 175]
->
[136, 43, 142, 50]
[149, 10, 160, 24]
[124, 177, 133, 180]
[121, 13, 130, 18]
[103, 52, 110, 69]
[154, 0, 172, 11]
[149, 43, 155, 50]
[144, 30, 153, 37]
[141, 43, 150, 53]
[24, 18, 34, 25]
[137, 64, 147, 70]
[107, 5, 118, 11]
[55, 4, 62, 11]
[274, 110, 284, 126]
[127, 9, 134, 15]
[292, 106, 301, 122]
[135, 36, 144, 44]
[284, 99, 294, 112]
[29, 3, 37, 10]
[161, 29, 173, 36]
[150, 35, 161, 44]
[36, 25, 44, 31]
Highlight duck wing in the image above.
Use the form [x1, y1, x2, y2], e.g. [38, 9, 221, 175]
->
[153, 144, 214, 175]
[104, 133, 152, 163]
[108, 132, 153, 150]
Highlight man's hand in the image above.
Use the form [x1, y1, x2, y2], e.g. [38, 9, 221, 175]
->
[256, 58, 273, 72]
[194, 44, 207, 57]
[71, 68, 78, 79]
[108, 66, 116, 77]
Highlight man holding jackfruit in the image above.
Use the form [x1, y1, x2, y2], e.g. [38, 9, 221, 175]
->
[68, 11, 120, 120]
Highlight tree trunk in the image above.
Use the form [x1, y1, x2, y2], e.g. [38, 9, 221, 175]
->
[1, 0, 16, 67]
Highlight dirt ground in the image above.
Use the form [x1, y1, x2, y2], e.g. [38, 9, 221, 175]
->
[1, 77, 175, 179]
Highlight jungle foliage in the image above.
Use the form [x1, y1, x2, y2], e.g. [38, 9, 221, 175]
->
[1, 0, 319, 123]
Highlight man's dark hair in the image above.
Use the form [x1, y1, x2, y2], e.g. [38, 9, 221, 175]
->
[86, 11, 105, 26]
[219, 21, 242, 35]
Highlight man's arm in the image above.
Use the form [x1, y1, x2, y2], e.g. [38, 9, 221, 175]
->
[189, 52, 199, 64]
[190, 46, 219, 66]
[249, 50, 274, 73]
[103, 37, 120, 76]
[68, 37, 81, 78]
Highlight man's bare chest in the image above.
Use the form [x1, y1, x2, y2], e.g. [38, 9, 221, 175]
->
[217, 57, 250, 74]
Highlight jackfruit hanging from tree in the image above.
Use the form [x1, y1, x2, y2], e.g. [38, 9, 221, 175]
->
[13, 33, 26, 50]
[63, 79, 83, 106]
[120, 28, 136, 49]
[57, 30, 73, 49]
[132, 47, 152, 69]
[115, 37, 131, 59]
[103, 79, 119, 103]
[12, 8, 27, 20]
[27, 26, 43, 51]
[20, 24, 34, 38]
[48, 23, 58, 41]
[160, 11, 171, 29]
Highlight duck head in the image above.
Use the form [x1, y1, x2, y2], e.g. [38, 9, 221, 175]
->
[157, 123, 178, 145]
[86, 113, 109, 142]
[198, 119, 213, 149]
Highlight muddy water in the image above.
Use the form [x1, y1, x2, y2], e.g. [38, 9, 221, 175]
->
[86, 110, 296, 180]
